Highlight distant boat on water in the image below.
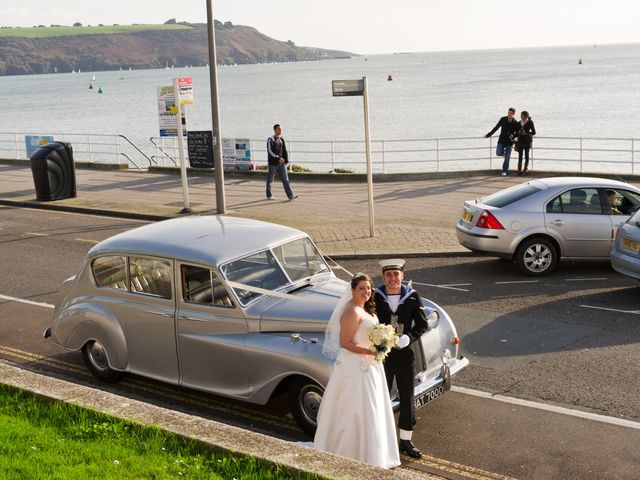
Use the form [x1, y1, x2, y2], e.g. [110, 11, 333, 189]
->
[387, 74, 393, 81]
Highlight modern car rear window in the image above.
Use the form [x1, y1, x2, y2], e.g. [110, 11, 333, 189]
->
[483, 184, 542, 208]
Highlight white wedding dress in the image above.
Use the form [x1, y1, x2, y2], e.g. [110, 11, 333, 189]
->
[314, 310, 401, 469]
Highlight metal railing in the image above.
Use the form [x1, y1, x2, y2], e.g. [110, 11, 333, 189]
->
[149, 135, 640, 176]
[2, 132, 638, 176]
[0, 132, 154, 170]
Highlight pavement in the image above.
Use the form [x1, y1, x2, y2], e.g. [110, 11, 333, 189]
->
[0, 161, 528, 257]
[2, 162, 640, 479]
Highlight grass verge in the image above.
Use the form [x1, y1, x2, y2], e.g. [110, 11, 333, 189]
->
[0, 24, 192, 39]
[0, 384, 323, 480]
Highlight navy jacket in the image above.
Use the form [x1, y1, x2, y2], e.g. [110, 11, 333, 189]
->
[375, 284, 429, 345]
[486, 116, 520, 145]
[267, 136, 289, 165]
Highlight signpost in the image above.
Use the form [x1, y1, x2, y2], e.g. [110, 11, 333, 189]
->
[332, 76, 375, 238]
[173, 77, 193, 213]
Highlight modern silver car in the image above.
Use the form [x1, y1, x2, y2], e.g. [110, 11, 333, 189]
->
[611, 206, 640, 281]
[44, 216, 468, 435]
[456, 177, 640, 275]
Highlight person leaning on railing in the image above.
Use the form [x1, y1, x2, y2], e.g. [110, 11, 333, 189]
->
[485, 107, 521, 176]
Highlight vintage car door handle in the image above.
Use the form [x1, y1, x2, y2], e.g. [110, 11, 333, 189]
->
[550, 219, 565, 226]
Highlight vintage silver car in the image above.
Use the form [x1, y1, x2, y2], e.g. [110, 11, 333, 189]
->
[45, 216, 468, 434]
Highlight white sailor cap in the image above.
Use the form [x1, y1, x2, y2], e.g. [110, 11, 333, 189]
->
[379, 258, 406, 272]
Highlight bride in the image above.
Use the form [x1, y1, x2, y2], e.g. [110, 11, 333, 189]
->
[314, 273, 401, 469]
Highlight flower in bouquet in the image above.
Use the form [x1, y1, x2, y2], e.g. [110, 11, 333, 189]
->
[368, 323, 398, 362]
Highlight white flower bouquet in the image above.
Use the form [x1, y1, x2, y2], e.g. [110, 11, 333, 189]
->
[368, 323, 398, 363]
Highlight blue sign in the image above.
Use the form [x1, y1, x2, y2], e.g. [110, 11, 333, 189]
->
[25, 135, 54, 157]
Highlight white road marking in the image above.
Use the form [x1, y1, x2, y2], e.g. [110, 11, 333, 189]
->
[0, 294, 54, 309]
[580, 305, 640, 315]
[74, 238, 99, 244]
[452, 386, 640, 430]
[24, 232, 49, 237]
[565, 277, 608, 281]
[441, 283, 472, 287]
[495, 280, 539, 284]
[411, 281, 470, 292]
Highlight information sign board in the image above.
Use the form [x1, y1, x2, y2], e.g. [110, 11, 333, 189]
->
[222, 138, 254, 171]
[157, 85, 186, 137]
[177, 77, 194, 105]
[332, 79, 364, 97]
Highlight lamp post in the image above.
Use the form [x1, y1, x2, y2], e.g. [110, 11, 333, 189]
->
[206, 0, 226, 214]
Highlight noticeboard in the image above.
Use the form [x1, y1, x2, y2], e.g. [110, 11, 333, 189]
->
[157, 85, 187, 137]
[222, 138, 254, 171]
[187, 131, 214, 168]
[332, 79, 364, 97]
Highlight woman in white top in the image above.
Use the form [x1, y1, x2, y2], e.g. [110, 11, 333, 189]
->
[314, 273, 401, 469]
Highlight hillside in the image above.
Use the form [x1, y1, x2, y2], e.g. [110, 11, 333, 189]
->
[0, 22, 353, 75]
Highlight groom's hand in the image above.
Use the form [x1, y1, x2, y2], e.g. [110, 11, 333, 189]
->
[396, 334, 410, 349]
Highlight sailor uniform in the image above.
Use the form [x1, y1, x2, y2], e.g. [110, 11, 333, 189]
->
[375, 284, 429, 433]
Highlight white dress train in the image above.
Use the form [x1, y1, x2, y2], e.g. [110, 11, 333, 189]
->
[314, 311, 400, 469]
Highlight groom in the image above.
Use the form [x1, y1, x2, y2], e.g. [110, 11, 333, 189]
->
[375, 259, 429, 459]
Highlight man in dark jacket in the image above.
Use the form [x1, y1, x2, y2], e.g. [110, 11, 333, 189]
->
[485, 107, 520, 176]
[375, 259, 429, 459]
[266, 124, 297, 200]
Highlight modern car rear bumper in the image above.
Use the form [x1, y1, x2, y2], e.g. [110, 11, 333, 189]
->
[455, 223, 512, 258]
[611, 249, 640, 281]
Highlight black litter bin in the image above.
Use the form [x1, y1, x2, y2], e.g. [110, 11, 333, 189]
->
[30, 141, 77, 201]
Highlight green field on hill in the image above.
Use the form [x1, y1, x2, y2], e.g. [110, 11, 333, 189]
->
[0, 24, 192, 38]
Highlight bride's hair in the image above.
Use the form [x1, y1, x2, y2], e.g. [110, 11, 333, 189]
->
[351, 273, 376, 316]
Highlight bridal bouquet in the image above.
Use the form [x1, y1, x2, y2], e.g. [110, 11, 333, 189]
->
[368, 324, 398, 363]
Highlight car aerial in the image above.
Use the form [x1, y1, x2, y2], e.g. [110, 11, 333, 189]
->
[456, 177, 640, 276]
[44, 216, 468, 435]
[611, 206, 640, 281]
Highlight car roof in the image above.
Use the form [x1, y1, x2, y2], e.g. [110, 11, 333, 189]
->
[88, 216, 307, 267]
[533, 177, 637, 189]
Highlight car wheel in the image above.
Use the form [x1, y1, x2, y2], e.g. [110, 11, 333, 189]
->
[516, 237, 558, 276]
[287, 377, 324, 436]
[81, 340, 122, 382]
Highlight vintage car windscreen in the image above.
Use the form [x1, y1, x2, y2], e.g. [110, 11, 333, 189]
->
[221, 250, 289, 305]
[272, 237, 329, 282]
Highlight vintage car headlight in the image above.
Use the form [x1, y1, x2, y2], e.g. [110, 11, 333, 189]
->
[426, 309, 439, 329]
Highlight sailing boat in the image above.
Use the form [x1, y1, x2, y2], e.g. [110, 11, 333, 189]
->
[89, 74, 96, 89]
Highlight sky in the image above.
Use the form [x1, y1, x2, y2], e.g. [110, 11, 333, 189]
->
[3, 0, 639, 54]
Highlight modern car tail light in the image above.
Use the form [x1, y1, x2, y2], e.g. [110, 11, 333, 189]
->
[475, 210, 505, 229]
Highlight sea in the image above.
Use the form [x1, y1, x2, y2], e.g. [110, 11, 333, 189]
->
[1, 43, 639, 172]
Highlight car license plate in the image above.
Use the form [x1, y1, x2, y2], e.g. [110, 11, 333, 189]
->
[462, 210, 473, 222]
[415, 383, 445, 410]
[623, 238, 640, 252]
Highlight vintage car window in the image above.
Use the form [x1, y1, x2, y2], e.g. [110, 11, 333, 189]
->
[272, 237, 329, 282]
[221, 250, 288, 305]
[548, 188, 603, 215]
[181, 264, 235, 308]
[129, 256, 173, 299]
[92, 256, 127, 290]
[483, 183, 542, 208]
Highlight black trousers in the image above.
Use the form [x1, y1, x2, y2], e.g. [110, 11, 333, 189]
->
[518, 147, 531, 170]
[384, 348, 415, 431]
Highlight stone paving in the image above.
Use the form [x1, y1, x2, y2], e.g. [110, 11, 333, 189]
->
[0, 163, 531, 256]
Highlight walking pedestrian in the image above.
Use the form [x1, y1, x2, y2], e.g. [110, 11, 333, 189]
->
[266, 124, 297, 200]
[515, 111, 536, 175]
[485, 107, 520, 176]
